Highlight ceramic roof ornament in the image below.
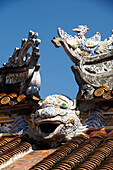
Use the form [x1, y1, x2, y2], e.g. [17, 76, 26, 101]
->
[52, 25, 113, 130]
[30, 94, 87, 148]
[52, 25, 113, 59]
[3, 30, 41, 67]
[72, 25, 101, 54]
[0, 30, 41, 95]
[52, 26, 113, 101]
[0, 31, 42, 143]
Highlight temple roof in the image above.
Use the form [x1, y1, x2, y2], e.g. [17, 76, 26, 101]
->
[0, 28, 113, 169]
[1, 130, 113, 169]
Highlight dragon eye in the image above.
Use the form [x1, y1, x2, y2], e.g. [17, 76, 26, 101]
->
[61, 103, 67, 108]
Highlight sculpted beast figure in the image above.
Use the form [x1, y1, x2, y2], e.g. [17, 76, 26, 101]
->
[30, 94, 87, 148]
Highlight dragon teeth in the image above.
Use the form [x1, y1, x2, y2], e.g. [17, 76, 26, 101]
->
[69, 123, 73, 127]
[37, 126, 50, 137]
[36, 126, 41, 135]
[38, 128, 41, 135]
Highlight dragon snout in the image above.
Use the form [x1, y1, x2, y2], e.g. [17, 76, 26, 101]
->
[51, 37, 61, 48]
[35, 107, 57, 118]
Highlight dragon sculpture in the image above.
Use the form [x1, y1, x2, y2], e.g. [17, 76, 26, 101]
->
[52, 25, 113, 130]
[30, 94, 87, 148]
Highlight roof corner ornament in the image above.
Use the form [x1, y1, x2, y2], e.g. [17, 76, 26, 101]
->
[52, 25, 113, 113]
[52, 25, 113, 63]
[3, 30, 41, 68]
[0, 30, 41, 95]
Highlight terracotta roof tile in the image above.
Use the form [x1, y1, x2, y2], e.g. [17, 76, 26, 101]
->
[2, 131, 113, 170]
[0, 136, 33, 169]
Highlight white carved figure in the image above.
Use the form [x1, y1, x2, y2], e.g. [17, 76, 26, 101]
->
[30, 94, 87, 148]
[52, 25, 113, 59]
[72, 25, 89, 39]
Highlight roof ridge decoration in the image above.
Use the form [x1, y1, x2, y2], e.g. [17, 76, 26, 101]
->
[3, 30, 41, 67]
[52, 25, 113, 106]
[0, 31, 42, 152]
[0, 30, 41, 94]
[52, 25, 113, 62]
[52, 25, 113, 131]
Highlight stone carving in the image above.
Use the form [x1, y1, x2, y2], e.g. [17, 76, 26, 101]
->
[30, 94, 87, 147]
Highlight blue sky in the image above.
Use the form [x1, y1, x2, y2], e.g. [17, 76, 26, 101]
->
[0, 0, 113, 100]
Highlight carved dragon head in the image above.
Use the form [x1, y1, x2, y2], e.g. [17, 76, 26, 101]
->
[31, 94, 87, 148]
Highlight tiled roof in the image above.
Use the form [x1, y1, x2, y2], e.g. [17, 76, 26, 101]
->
[0, 136, 32, 169]
[4, 149, 56, 170]
[2, 130, 113, 170]
[30, 131, 113, 170]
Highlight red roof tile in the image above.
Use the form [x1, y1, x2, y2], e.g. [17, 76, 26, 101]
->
[2, 131, 113, 170]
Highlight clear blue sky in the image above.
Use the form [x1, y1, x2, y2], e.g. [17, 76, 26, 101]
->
[0, 0, 113, 100]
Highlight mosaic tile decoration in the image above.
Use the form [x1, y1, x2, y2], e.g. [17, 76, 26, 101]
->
[6, 71, 28, 84]
[0, 115, 29, 135]
[83, 108, 110, 128]
[84, 59, 113, 74]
